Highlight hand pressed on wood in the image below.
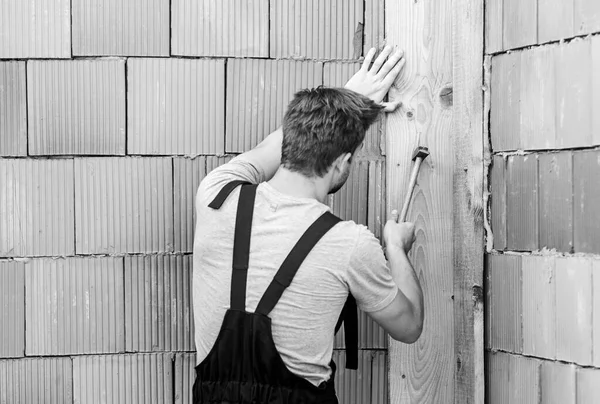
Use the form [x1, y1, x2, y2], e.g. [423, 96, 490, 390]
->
[344, 46, 405, 112]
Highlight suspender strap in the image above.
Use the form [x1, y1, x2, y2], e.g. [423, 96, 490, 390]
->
[255, 212, 341, 316]
[339, 295, 358, 369]
[230, 184, 258, 311]
[208, 180, 251, 209]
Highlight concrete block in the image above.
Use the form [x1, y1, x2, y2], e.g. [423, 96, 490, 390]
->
[491, 156, 507, 250]
[555, 257, 593, 365]
[0, 261, 24, 357]
[488, 254, 522, 353]
[364, 0, 385, 53]
[486, 351, 540, 404]
[577, 367, 600, 403]
[226, 59, 323, 153]
[333, 350, 386, 404]
[522, 256, 556, 359]
[555, 39, 593, 149]
[506, 155, 538, 251]
[73, 0, 169, 56]
[174, 353, 196, 404]
[491, 52, 521, 151]
[0, 62, 26, 156]
[594, 259, 600, 367]
[503, 0, 537, 50]
[27, 60, 126, 155]
[573, 150, 600, 253]
[323, 62, 385, 157]
[25, 257, 125, 355]
[574, 0, 600, 35]
[271, 0, 364, 60]
[540, 361, 576, 404]
[206, 155, 235, 174]
[592, 36, 600, 146]
[125, 255, 194, 352]
[538, 152, 573, 252]
[485, 0, 503, 53]
[0, 357, 72, 403]
[0, 0, 70, 58]
[520, 46, 556, 150]
[74, 157, 174, 254]
[128, 58, 225, 155]
[174, 157, 207, 253]
[172, 0, 268, 57]
[538, 0, 574, 43]
[330, 159, 368, 227]
[73, 353, 174, 403]
[0, 159, 75, 257]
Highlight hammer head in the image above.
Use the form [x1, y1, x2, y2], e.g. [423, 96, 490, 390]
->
[411, 146, 430, 161]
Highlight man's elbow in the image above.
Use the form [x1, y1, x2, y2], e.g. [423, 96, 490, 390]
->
[389, 309, 424, 344]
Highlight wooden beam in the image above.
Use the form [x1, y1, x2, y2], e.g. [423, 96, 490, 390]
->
[386, 0, 484, 402]
[385, 0, 455, 402]
[453, 0, 485, 402]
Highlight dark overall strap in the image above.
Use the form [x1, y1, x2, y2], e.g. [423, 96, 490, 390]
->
[335, 294, 358, 369]
[254, 211, 359, 370]
[254, 212, 341, 316]
[208, 180, 251, 209]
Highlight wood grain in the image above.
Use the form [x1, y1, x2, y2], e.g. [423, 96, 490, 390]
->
[385, 0, 455, 402]
[452, 0, 485, 401]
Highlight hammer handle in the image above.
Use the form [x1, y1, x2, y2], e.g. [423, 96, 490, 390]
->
[398, 157, 423, 222]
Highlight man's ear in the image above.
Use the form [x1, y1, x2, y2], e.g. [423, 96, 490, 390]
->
[336, 152, 352, 171]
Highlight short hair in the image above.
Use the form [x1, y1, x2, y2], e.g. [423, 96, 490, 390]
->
[281, 87, 383, 177]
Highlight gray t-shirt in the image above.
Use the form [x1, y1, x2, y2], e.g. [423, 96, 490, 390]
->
[192, 156, 398, 386]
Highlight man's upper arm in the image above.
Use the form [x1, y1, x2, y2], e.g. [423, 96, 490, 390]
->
[198, 156, 266, 205]
[346, 227, 418, 343]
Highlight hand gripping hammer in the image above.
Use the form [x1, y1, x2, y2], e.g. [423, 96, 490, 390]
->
[395, 146, 430, 222]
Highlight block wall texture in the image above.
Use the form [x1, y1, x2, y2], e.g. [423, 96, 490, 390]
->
[0, 1, 387, 403]
[485, 2, 600, 402]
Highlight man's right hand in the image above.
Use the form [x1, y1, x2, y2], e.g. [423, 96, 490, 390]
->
[383, 213, 416, 254]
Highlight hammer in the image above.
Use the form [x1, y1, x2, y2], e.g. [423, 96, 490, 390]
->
[395, 146, 430, 222]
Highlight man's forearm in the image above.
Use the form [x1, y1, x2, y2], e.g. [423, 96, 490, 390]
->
[387, 247, 424, 333]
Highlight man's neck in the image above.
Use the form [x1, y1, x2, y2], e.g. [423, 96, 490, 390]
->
[267, 167, 330, 203]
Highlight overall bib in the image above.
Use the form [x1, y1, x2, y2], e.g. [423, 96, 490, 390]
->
[193, 181, 358, 404]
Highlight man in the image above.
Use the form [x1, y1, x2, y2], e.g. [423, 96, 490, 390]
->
[192, 46, 424, 403]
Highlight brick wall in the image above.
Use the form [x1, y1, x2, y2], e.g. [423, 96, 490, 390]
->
[486, 0, 600, 402]
[0, 1, 387, 402]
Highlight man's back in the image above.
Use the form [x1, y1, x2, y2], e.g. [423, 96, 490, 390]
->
[192, 158, 398, 387]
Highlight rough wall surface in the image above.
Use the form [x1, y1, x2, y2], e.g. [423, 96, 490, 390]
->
[486, 1, 600, 402]
[0, 1, 388, 402]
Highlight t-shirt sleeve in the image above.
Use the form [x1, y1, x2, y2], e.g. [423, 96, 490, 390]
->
[346, 226, 399, 313]
[197, 155, 267, 205]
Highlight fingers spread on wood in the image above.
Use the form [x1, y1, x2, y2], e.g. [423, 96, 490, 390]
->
[382, 58, 406, 88]
[370, 45, 393, 75]
[376, 49, 404, 80]
[361, 47, 377, 72]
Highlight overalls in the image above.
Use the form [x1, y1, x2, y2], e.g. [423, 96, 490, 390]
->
[193, 181, 358, 404]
